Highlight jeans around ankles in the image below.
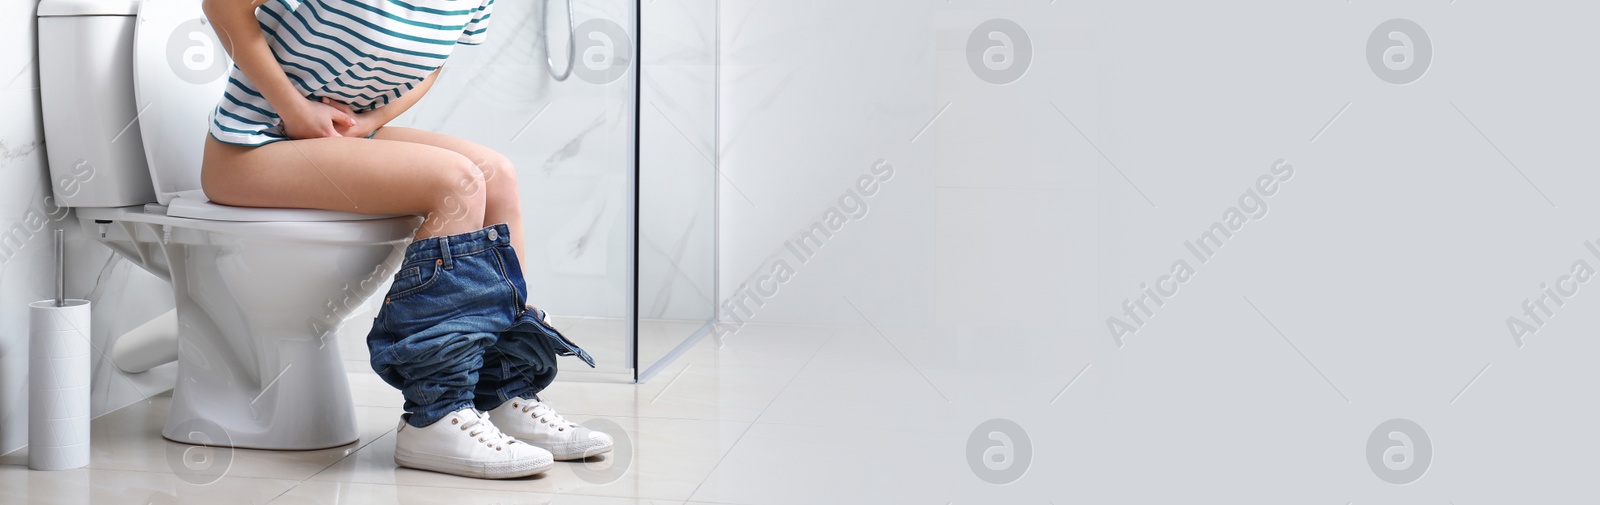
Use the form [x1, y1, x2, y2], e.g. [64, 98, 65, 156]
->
[365, 223, 596, 428]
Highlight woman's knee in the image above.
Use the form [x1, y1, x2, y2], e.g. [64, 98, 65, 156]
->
[478, 152, 521, 214]
[427, 154, 488, 222]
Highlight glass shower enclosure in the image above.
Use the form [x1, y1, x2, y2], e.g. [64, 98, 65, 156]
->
[388, 0, 717, 382]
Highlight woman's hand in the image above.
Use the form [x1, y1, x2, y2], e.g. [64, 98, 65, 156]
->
[309, 68, 439, 140]
[321, 98, 381, 139]
[279, 97, 357, 140]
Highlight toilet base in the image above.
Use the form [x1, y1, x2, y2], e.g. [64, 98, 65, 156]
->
[159, 332, 362, 451]
[159, 431, 358, 452]
[73, 207, 418, 452]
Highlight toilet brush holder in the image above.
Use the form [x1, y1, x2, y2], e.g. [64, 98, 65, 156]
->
[28, 230, 89, 471]
[27, 299, 92, 471]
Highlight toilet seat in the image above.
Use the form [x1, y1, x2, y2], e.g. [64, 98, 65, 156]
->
[76, 203, 421, 244]
[165, 190, 405, 223]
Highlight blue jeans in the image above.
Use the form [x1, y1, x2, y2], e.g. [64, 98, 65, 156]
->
[365, 223, 595, 428]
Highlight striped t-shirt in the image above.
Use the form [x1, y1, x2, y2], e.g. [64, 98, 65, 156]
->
[209, 0, 495, 146]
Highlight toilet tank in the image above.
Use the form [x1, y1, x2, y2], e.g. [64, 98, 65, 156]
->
[37, 0, 156, 208]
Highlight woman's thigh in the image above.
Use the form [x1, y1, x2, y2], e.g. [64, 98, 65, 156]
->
[368, 127, 514, 185]
[200, 134, 485, 218]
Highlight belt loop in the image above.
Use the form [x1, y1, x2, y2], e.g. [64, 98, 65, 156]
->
[439, 236, 453, 269]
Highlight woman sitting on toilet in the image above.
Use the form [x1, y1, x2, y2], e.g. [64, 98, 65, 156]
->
[199, 0, 611, 479]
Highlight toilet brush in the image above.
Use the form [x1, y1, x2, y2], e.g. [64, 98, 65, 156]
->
[27, 229, 91, 470]
[55, 230, 63, 307]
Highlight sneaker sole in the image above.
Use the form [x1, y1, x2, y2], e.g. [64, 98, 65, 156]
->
[540, 439, 615, 461]
[394, 449, 555, 479]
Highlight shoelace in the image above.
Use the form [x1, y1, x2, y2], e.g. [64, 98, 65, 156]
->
[520, 400, 579, 432]
[458, 411, 518, 450]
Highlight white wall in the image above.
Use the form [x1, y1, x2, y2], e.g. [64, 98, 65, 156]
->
[0, 0, 178, 455]
[708, 3, 1088, 502]
[711, 1, 1600, 502]
[715, 1, 1093, 333]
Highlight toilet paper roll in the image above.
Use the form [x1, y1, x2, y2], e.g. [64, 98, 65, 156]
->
[28, 299, 92, 471]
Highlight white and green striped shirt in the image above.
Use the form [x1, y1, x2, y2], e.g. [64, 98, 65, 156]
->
[209, 0, 495, 146]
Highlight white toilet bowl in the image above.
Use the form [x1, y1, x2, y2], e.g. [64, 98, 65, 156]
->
[36, 0, 423, 449]
[79, 197, 419, 449]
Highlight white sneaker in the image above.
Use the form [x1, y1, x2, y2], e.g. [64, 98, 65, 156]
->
[394, 408, 554, 479]
[488, 397, 614, 460]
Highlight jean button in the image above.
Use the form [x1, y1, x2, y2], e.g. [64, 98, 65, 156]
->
[487, 228, 499, 241]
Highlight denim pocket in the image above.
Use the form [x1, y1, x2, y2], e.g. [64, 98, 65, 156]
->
[387, 259, 442, 301]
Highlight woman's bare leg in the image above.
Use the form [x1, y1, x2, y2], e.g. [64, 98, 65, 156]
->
[201, 135, 487, 238]
[367, 127, 528, 269]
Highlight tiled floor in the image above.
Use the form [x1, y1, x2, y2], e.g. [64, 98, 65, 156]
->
[0, 314, 1025, 504]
